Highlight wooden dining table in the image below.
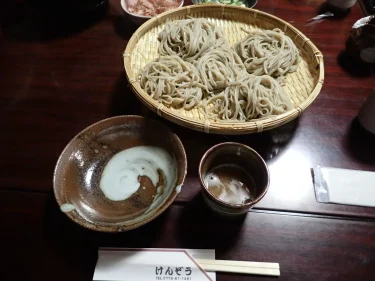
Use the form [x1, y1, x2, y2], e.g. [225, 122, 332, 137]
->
[1, 0, 375, 280]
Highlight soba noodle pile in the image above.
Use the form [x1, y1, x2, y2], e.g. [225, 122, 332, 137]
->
[158, 18, 227, 62]
[234, 28, 300, 81]
[204, 75, 293, 121]
[140, 55, 204, 110]
[195, 47, 246, 93]
[138, 18, 300, 121]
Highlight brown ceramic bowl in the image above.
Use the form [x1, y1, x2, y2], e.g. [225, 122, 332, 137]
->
[199, 142, 269, 216]
[53, 116, 187, 232]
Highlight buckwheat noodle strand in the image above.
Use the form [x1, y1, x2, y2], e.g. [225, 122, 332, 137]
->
[140, 55, 205, 110]
[234, 28, 300, 81]
[204, 75, 293, 121]
[158, 18, 227, 62]
[195, 48, 247, 94]
[138, 19, 297, 120]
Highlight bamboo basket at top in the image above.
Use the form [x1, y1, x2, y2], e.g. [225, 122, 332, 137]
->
[123, 4, 324, 135]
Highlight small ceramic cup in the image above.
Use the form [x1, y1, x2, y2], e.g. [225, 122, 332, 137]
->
[199, 142, 269, 216]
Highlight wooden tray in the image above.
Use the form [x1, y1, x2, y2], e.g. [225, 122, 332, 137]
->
[123, 4, 324, 134]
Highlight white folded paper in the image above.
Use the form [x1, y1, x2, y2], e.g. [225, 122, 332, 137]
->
[93, 248, 216, 281]
[313, 166, 375, 207]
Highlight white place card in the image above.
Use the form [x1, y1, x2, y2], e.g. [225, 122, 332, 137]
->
[93, 248, 216, 281]
[313, 166, 375, 207]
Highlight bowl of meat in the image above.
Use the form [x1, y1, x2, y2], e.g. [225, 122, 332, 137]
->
[121, 0, 184, 25]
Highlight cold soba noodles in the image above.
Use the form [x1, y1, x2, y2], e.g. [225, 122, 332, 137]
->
[234, 28, 300, 81]
[138, 18, 300, 121]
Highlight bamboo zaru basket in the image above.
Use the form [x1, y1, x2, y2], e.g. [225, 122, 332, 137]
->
[123, 4, 324, 135]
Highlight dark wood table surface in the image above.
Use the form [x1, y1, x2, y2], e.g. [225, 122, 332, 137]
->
[1, 0, 375, 280]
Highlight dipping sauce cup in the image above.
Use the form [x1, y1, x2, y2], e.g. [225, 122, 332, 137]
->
[199, 142, 269, 216]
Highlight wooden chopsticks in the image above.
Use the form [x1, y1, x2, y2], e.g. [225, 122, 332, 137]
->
[195, 259, 280, 277]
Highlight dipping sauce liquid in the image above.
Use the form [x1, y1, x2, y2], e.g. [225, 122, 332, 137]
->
[204, 164, 255, 205]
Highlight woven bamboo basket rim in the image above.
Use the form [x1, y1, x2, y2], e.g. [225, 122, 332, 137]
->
[123, 4, 324, 135]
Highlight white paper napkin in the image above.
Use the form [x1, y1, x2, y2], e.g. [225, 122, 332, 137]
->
[93, 248, 216, 281]
[313, 166, 375, 207]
